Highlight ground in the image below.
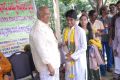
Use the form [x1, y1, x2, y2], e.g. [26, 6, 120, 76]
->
[20, 71, 113, 80]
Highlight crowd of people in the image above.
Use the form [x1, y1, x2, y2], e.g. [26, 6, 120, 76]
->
[0, 1, 120, 80]
[30, 1, 120, 80]
[29, 1, 120, 80]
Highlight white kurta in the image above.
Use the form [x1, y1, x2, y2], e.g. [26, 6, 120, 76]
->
[29, 19, 60, 80]
[65, 25, 87, 80]
[113, 17, 120, 74]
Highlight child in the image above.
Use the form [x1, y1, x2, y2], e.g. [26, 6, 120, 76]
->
[88, 39, 104, 80]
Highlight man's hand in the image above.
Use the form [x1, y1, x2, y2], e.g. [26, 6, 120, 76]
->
[47, 64, 55, 76]
[109, 38, 112, 47]
[66, 56, 73, 61]
[66, 53, 74, 61]
[114, 50, 118, 56]
[66, 53, 71, 57]
[58, 42, 65, 48]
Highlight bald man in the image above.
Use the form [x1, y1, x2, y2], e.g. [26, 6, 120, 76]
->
[29, 6, 60, 80]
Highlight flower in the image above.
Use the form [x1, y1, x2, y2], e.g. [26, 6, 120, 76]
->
[69, 74, 75, 78]
[89, 38, 102, 50]
[63, 27, 75, 43]
[70, 61, 75, 66]
[63, 27, 70, 42]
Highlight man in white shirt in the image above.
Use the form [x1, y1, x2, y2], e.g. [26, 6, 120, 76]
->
[112, 1, 120, 79]
[29, 6, 60, 80]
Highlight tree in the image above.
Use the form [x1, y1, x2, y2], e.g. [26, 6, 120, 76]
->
[35, 0, 119, 33]
[88, 0, 107, 12]
[53, 0, 61, 42]
[88, 0, 119, 12]
[109, 0, 119, 3]
[59, 0, 73, 6]
[35, 0, 55, 31]
[76, 0, 92, 12]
